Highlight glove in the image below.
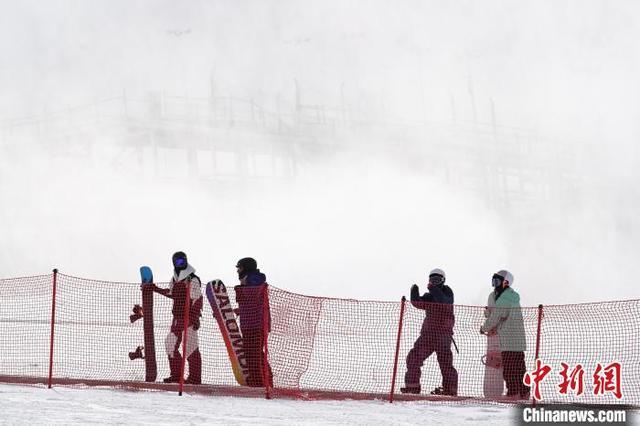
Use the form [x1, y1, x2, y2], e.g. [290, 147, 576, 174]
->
[192, 317, 200, 330]
[409, 284, 421, 302]
[189, 310, 201, 330]
[170, 318, 182, 334]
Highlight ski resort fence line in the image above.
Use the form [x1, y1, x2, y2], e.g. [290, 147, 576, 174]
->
[0, 271, 638, 406]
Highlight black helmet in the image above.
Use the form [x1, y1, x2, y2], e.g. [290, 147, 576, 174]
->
[236, 257, 257, 279]
[172, 251, 188, 271]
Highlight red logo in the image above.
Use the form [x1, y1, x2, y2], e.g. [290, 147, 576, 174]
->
[523, 359, 552, 401]
[593, 362, 622, 399]
[558, 362, 585, 396]
[524, 361, 623, 401]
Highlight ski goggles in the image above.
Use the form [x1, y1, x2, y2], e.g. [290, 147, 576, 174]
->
[428, 275, 444, 286]
[492, 274, 504, 287]
[173, 257, 187, 268]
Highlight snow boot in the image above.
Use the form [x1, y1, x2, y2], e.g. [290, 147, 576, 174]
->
[431, 386, 457, 396]
[163, 354, 182, 383]
[185, 349, 202, 385]
[400, 385, 421, 394]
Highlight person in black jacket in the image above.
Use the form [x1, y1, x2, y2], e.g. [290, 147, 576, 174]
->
[401, 268, 458, 395]
[234, 257, 272, 387]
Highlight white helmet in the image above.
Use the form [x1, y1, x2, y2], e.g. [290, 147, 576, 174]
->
[494, 270, 514, 286]
[429, 268, 446, 279]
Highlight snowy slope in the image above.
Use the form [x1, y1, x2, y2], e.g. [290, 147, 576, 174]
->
[0, 384, 513, 425]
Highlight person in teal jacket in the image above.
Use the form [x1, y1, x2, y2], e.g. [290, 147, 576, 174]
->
[480, 270, 530, 399]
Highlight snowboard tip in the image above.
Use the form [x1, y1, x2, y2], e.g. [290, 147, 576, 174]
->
[140, 266, 154, 284]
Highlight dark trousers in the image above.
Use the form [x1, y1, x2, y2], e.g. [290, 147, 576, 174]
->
[405, 330, 458, 393]
[501, 351, 530, 397]
[242, 328, 272, 387]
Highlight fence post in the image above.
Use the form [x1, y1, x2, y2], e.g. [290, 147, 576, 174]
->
[178, 281, 191, 396]
[262, 285, 272, 400]
[534, 304, 543, 360]
[532, 304, 544, 406]
[47, 269, 58, 389]
[389, 296, 406, 403]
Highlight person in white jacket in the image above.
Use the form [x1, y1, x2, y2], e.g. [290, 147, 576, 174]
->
[149, 251, 203, 384]
[480, 270, 530, 399]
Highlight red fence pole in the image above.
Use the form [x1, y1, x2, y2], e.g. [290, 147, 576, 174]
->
[262, 285, 272, 400]
[178, 281, 191, 396]
[532, 304, 544, 406]
[389, 296, 406, 403]
[534, 304, 543, 360]
[47, 269, 58, 389]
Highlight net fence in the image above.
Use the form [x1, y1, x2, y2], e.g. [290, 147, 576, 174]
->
[0, 274, 52, 379]
[0, 272, 637, 405]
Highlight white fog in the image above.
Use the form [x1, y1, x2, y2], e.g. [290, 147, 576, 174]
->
[1, 0, 638, 306]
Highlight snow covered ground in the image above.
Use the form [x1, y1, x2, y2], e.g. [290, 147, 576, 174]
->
[0, 384, 514, 425]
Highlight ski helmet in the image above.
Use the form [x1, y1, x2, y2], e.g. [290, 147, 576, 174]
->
[236, 257, 257, 279]
[428, 268, 446, 285]
[172, 251, 188, 271]
[429, 268, 445, 279]
[492, 270, 514, 287]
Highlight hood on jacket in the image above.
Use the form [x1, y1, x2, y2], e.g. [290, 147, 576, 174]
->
[173, 264, 196, 282]
[242, 270, 266, 286]
[496, 286, 520, 305]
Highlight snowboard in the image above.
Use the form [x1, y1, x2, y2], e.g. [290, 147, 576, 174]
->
[482, 332, 504, 398]
[140, 266, 157, 382]
[205, 279, 248, 385]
